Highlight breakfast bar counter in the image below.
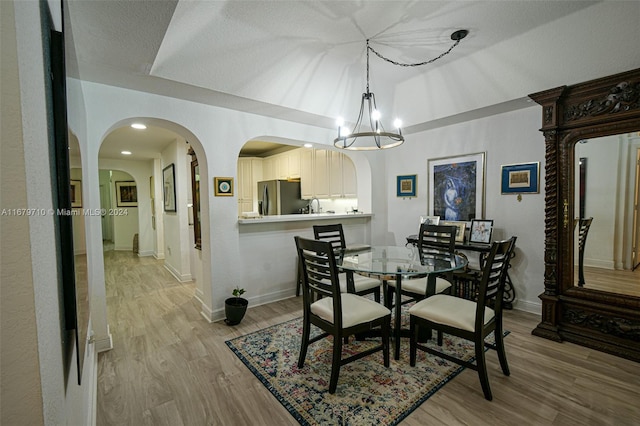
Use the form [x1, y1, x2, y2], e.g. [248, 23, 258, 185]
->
[238, 212, 372, 225]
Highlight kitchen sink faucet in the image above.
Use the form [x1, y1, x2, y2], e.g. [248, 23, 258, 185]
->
[309, 198, 321, 214]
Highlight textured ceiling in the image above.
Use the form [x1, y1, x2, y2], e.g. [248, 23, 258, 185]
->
[64, 1, 640, 159]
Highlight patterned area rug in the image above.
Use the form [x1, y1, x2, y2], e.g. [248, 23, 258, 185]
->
[226, 313, 506, 426]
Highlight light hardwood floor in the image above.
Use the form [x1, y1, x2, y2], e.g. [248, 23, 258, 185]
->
[97, 251, 640, 426]
[577, 266, 640, 297]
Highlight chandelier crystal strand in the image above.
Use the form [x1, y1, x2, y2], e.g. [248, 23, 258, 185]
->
[334, 30, 468, 151]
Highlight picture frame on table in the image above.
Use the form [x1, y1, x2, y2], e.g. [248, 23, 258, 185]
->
[501, 162, 540, 194]
[214, 177, 234, 196]
[115, 181, 138, 207]
[428, 152, 485, 221]
[163, 163, 177, 212]
[70, 180, 82, 208]
[469, 219, 494, 244]
[420, 215, 440, 225]
[441, 220, 467, 243]
[396, 174, 417, 197]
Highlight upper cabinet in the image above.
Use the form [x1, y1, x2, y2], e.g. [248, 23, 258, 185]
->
[300, 148, 314, 199]
[341, 153, 357, 198]
[301, 148, 356, 199]
[239, 147, 356, 214]
[237, 157, 263, 215]
[262, 150, 301, 181]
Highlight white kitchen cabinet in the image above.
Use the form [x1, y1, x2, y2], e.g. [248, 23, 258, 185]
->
[237, 157, 263, 215]
[300, 148, 357, 199]
[276, 154, 289, 180]
[342, 154, 357, 198]
[300, 148, 314, 199]
[329, 151, 357, 198]
[313, 149, 330, 199]
[262, 157, 275, 181]
[329, 150, 343, 198]
[288, 149, 301, 179]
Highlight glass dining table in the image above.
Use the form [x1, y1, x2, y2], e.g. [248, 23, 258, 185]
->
[337, 245, 468, 360]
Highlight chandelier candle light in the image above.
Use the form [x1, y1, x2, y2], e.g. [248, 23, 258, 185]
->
[334, 29, 469, 151]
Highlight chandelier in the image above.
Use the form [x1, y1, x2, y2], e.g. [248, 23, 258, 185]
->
[334, 30, 469, 151]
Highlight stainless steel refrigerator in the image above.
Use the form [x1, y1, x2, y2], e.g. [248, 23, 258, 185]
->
[257, 180, 307, 215]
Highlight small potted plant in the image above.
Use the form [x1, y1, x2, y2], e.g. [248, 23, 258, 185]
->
[224, 286, 248, 325]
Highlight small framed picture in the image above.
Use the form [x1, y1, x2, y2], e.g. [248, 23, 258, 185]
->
[214, 177, 234, 196]
[115, 181, 138, 207]
[163, 164, 177, 212]
[501, 162, 540, 194]
[469, 219, 494, 244]
[441, 220, 466, 243]
[420, 215, 440, 225]
[397, 174, 417, 197]
[70, 180, 82, 208]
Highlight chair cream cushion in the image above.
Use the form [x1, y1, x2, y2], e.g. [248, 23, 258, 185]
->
[408, 294, 495, 332]
[311, 293, 391, 328]
[337, 273, 381, 293]
[387, 276, 452, 295]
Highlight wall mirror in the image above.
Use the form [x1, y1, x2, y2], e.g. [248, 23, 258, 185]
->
[530, 68, 640, 362]
[574, 135, 640, 296]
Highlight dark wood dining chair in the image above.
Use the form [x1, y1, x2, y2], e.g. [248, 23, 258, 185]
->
[386, 223, 456, 308]
[408, 236, 517, 401]
[294, 236, 391, 394]
[313, 223, 382, 302]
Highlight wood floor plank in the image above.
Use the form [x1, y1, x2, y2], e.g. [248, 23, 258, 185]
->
[97, 251, 640, 425]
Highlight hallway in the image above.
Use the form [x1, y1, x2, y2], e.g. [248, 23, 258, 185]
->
[97, 251, 301, 425]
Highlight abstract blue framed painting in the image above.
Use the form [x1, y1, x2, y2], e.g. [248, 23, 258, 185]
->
[428, 152, 485, 221]
[397, 174, 417, 197]
[501, 162, 540, 194]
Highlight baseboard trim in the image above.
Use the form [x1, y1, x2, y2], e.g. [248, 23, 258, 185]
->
[205, 288, 297, 323]
[94, 328, 113, 353]
[163, 263, 192, 283]
[512, 299, 541, 315]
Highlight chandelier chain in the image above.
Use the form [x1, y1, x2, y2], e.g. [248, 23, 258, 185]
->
[367, 38, 462, 68]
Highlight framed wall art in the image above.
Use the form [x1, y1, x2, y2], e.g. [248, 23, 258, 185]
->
[70, 180, 82, 208]
[163, 163, 176, 212]
[428, 152, 485, 221]
[396, 174, 417, 197]
[214, 177, 234, 196]
[115, 181, 138, 207]
[501, 162, 540, 194]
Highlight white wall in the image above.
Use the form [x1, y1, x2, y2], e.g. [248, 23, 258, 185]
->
[384, 106, 546, 313]
[161, 139, 192, 281]
[2, 1, 93, 425]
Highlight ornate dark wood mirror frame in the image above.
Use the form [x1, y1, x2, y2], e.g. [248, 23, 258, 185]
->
[530, 68, 640, 362]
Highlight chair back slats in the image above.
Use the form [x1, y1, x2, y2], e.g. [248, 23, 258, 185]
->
[418, 224, 457, 283]
[575, 217, 593, 286]
[576, 217, 593, 251]
[475, 237, 517, 324]
[418, 224, 456, 257]
[313, 224, 346, 253]
[295, 236, 343, 324]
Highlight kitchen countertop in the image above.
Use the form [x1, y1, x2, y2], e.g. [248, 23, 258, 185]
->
[238, 212, 372, 224]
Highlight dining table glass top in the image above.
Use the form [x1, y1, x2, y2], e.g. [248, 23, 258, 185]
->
[336, 245, 467, 276]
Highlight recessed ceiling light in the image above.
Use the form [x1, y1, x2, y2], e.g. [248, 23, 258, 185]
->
[131, 123, 146, 130]
[304, 143, 313, 148]
[121, 151, 132, 155]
